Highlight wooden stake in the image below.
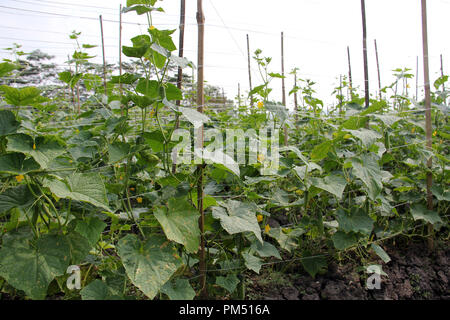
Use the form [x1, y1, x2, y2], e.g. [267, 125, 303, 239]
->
[172, 0, 186, 174]
[196, 0, 207, 298]
[421, 0, 434, 250]
[294, 72, 298, 125]
[281, 32, 288, 147]
[347, 46, 353, 98]
[99, 15, 107, 95]
[238, 83, 241, 107]
[119, 4, 124, 114]
[361, 0, 370, 109]
[374, 39, 382, 100]
[247, 34, 253, 106]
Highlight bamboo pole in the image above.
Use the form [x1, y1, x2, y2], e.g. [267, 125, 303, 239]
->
[99, 15, 107, 95]
[361, 0, 370, 109]
[374, 39, 382, 100]
[281, 32, 288, 147]
[421, 0, 434, 250]
[347, 46, 353, 99]
[119, 4, 123, 114]
[172, 0, 186, 174]
[247, 34, 253, 107]
[196, 0, 207, 298]
[294, 72, 298, 125]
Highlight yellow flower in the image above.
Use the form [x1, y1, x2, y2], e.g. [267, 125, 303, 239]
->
[257, 214, 263, 223]
[433, 131, 437, 137]
[32, 143, 36, 150]
[411, 127, 415, 134]
[119, 176, 123, 180]
[136, 197, 143, 204]
[130, 187, 135, 192]
[257, 153, 265, 162]
[149, 109, 155, 117]
[343, 133, 352, 140]
[15, 175, 25, 183]
[406, 84, 411, 89]
[75, 129, 80, 134]
[295, 189, 303, 196]
[257, 101, 264, 109]
[150, 26, 155, 31]
[264, 224, 271, 233]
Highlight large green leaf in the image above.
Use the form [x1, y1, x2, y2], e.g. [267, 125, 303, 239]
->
[331, 231, 359, 250]
[347, 129, 382, 148]
[0, 232, 70, 300]
[0, 62, 16, 77]
[0, 185, 35, 214]
[309, 174, 347, 200]
[154, 198, 200, 253]
[179, 107, 210, 128]
[267, 227, 305, 252]
[0, 110, 20, 136]
[250, 240, 281, 259]
[108, 142, 131, 164]
[242, 252, 263, 274]
[351, 154, 383, 200]
[410, 204, 443, 225]
[0, 152, 40, 174]
[7, 134, 66, 169]
[0, 86, 45, 106]
[215, 274, 240, 294]
[310, 140, 333, 161]
[200, 148, 240, 176]
[301, 254, 327, 278]
[160, 278, 196, 300]
[117, 234, 183, 299]
[80, 280, 123, 300]
[336, 207, 374, 235]
[74, 217, 107, 247]
[43, 173, 110, 211]
[212, 200, 262, 243]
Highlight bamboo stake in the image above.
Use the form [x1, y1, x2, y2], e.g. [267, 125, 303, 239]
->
[119, 4, 123, 114]
[281, 32, 288, 147]
[347, 46, 353, 99]
[374, 39, 382, 100]
[172, 0, 186, 174]
[99, 15, 107, 95]
[196, 0, 207, 298]
[421, 0, 434, 250]
[294, 72, 298, 126]
[440, 54, 445, 104]
[361, 0, 370, 109]
[247, 34, 253, 107]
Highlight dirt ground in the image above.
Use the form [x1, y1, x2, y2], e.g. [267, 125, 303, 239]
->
[247, 240, 450, 300]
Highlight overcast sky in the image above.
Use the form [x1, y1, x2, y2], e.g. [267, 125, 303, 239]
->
[0, 0, 449, 108]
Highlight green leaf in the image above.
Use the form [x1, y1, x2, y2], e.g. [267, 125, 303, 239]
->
[117, 234, 183, 300]
[0, 62, 16, 77]
[310, 140, 333, 162]
[212, 200, 262, 243]
[122, 45, 148, 58]
[0, 152, 40, 174]
[331, 231, 359, 250]
[7, 134, 66, 169]
[154, 198, 200, 253]
[165, 83, 182, 101]
[371, 243, 391, 263]
[110, 73, 140, 85]
[347, 129, 382, 148]
[43, 173, 110, 211]
[309, 174, 347, 200]
[143, 130, 165, 153]
[0, 86, 44, 106]
[250, 240, 281, 259]
[136, 79, 160, 99]
[160, 278, 196, 300]
[81, 280, 123, 300]
[0, 232, 70, 300]
[410, 204, 443, 225]
[351, 154, 383, 201]
[74, 217, 107, 247]
[216, 274, 240, 294]
[0, 110, 20, 136]
[267, 227, 304, 252]
[373, 114, 401, 126]
[0, 185, 35, 214]
[434, 75, 448, 90]
[336, 207, 374, 235]
[108, 142, 131, 164]
[65, 231, 92, 264]
[431, 185, 450, 201]
[242, 252, 262, 274]
[301, 255, 327, 278]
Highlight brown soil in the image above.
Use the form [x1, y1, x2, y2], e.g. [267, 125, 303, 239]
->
[247, 240, 450, 300]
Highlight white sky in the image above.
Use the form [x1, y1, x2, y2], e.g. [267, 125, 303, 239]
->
[0, 0, 449, 108]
